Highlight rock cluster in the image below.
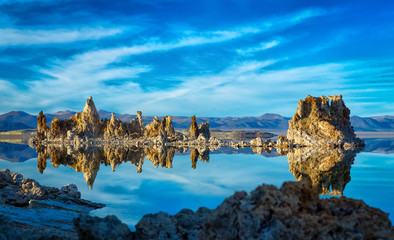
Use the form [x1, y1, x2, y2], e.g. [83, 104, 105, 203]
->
[287, 95, 364, 148]
[145, 116, 178, 141]
[31, 97, 181, 145]
[0, 169, 104, 239]
[134, 178, 393, 239]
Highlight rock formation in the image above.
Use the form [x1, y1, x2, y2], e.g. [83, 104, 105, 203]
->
[36, 111, 49, 140]
[134, 178, 394, 239]
[30, 97, 183, 146]
[0, 169, 104, 239]
[144, 116, 178, 141]
[287, 95, 364, 148]
[189, 115, 210, 140]
[70, 96, 102, 137]
[74, 214, 133, 240]
[189, 115, 199, 139]
[198, 121, 210, 139]
[287, 147, 357, 195]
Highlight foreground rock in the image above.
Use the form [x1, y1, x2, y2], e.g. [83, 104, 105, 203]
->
[287, 95, 364, 148]
[134, 178, 393, 239]
[0, 169, 104, 239]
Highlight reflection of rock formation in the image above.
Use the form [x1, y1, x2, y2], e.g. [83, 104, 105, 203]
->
[190, 148, 209, 169]
[287, 147, 359, 195]
[35, 145, 211, 188]
[287, 95, 364, 148]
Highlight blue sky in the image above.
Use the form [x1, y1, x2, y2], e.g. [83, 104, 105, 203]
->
[0, 0, 393, 117]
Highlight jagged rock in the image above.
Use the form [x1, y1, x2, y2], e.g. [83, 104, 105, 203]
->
[250, 137, 263, 146]
[198, 121, 210, 139]
[60, 184, 81, 199]
[287, 95, 364, 147]
[70, 96, 102, 137]
[276, 135, 289, 148]
[287, 147, 358, 196]
[36, 110, 50, 141]
[74, 214, 133, 240]
[164, 116, 175, 137]
[145, 116, 166, 140]
[134, 178, 394, 239]
[128, 111, 145, 138]
[190, 115, 199, 139]
[0, 169, 104, 239]
[103, 113, 127, 139]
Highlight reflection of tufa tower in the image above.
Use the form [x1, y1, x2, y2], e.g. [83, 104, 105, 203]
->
[287, 148, 358, 196]
[35, 144, 193, 188]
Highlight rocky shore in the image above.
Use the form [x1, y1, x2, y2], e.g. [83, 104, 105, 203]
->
[0, 169, 104, 239]
[2, 169, 393, 239]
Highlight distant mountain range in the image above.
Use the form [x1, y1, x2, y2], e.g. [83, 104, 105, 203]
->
[0, 110, 393, 132]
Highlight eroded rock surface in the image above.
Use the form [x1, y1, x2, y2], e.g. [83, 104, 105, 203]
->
[134, 178, 394, 240]
[30, 97, 182, 146]
[189, 115, 210, 140]
[74, 214, 133, 240]
[287, 95, 364, 147]
[0, 169, 104, 239]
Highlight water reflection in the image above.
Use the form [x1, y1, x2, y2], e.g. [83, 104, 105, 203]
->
[34, 143, 362, 195]
[35, 145, 214, 188]
[287, 147, 359, 196]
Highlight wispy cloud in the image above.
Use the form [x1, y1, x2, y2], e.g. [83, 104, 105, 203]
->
[236, 39, 281, 56]
[5, 6, 387, 116]
[0, 27, 124, 46]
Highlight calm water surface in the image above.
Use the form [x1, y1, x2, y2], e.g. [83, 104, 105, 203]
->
[0, 139, 393, 229]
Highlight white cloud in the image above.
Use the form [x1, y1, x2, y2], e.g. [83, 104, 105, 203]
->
[237, 39, 281, 56]
[0, 7, 344, 115]
[0, 27, 124, 46]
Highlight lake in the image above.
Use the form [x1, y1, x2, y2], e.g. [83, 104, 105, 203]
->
[0, 138, 393, 230]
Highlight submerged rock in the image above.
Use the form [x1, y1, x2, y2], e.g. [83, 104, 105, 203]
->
[287, 95, 364, 147]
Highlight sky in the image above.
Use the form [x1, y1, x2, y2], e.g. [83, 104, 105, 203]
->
[0, 0, 393, 117]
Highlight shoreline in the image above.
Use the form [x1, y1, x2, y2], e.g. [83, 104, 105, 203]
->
[1, 168, 392, 239]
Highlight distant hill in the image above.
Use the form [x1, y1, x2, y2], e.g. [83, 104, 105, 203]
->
[350, 116, 394, 131]
[0, 110, 393, 132]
